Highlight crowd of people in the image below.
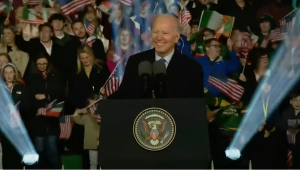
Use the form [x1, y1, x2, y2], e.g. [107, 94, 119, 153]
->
[0, 0, 300, 170]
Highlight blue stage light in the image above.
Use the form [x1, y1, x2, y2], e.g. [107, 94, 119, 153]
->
[225, 147, 241, 160]
[22, 154, 39, 165]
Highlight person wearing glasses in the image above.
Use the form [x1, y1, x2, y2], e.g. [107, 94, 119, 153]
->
[27, 52, 66, 169]
[195, 38, 241, 97]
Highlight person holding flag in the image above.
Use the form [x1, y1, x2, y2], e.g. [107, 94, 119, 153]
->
[27, 52, 66, 169]
[72, 94, 101, 169]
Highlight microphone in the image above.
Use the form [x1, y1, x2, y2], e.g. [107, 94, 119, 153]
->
[138, 61, 153, 98]
[153, 61, 167, 98]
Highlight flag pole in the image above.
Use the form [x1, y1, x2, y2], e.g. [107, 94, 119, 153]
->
[229, 17, 235, 38]
[241, 54, 248, 74]
[198, 10, 204, 30]
[103, 54, 125, 87]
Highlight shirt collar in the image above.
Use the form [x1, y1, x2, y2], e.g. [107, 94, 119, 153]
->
[40, 40, 53, 48]
[155, 49, 175, 65]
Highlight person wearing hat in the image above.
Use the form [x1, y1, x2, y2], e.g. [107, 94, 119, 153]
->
[49, 13, 75, 47]
[257, 14, 275, 47]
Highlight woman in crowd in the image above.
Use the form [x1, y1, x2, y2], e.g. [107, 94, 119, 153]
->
[239, 48, 270, 104]
[27, 52, 66, 169]
[0, 63, 28, 169]
[239, 48, 287, 169]
[71, 45, 110, 109]
[0, 26, 29, 77]
[106, 28, 136, 75]
[72, 94, 101, 169]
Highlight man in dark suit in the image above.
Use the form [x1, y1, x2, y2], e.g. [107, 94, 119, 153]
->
[110, 14, 204, 99]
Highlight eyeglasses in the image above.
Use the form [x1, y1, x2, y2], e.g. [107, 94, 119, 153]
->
[37, 63, 48, 66]
[210, 44, 221, 48]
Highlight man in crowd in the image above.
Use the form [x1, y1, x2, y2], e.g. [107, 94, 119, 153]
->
[49, 13, 75, 47]
[64, 20, 107, 77]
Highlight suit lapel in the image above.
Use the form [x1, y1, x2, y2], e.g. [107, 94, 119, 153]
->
[166, 50, 180, 74]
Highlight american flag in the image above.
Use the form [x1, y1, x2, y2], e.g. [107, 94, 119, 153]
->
[208, 76, 244, 102]
[120, 0, 133, 6]
[59, 115, 72, 139]
[57, 0, 91, 15]
[104, 70, 120, 97]
[268, 28, 286, 43]
[85, 20, 95, 36]
[179, 9, 191, 26]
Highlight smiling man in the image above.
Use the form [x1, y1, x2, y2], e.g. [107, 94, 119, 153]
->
[109, 14, 204, 99]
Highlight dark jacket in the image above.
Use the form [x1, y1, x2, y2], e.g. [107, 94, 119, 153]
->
[28, 70, 66, 136]
[70, 66, 110, 108]
[17, 38, 66, 81]
[110, 48, 204, 99]
[52, 33, 75, 47]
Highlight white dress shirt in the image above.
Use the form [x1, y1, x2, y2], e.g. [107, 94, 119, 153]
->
[41, 40, 53, 56]
[155, 49, 175, 68]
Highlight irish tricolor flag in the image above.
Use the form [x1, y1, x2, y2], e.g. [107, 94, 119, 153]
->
[21, 8, 44, 24]
[199, 10, 235, 39]
[46, 102, 64, 117]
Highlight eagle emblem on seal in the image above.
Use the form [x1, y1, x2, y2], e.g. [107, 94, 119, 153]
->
[133, 108, 176, 151]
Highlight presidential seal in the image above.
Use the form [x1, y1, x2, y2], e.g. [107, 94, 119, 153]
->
[133, 108, 176, 151]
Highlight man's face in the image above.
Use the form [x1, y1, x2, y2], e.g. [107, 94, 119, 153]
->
[72, 22, 86, 39]
[200, 0, 209, 5]
[52, 19, 64, 31]
[3, 29, 15, 45]
[152, 17, 179, 57]
[191, 25, 199, 34]
[206, 40, 221, 58]
[260, 21, 271, 33]
[39, 26, 53, 43]
[291, 96, 300, 110]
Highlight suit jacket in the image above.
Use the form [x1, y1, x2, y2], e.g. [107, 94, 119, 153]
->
[16, 38, 66, 81]
[110, 48, 204, 99]
[0, 44, 29, 77]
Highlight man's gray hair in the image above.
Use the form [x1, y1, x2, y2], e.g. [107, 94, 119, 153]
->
[153, 13, 180, 33]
